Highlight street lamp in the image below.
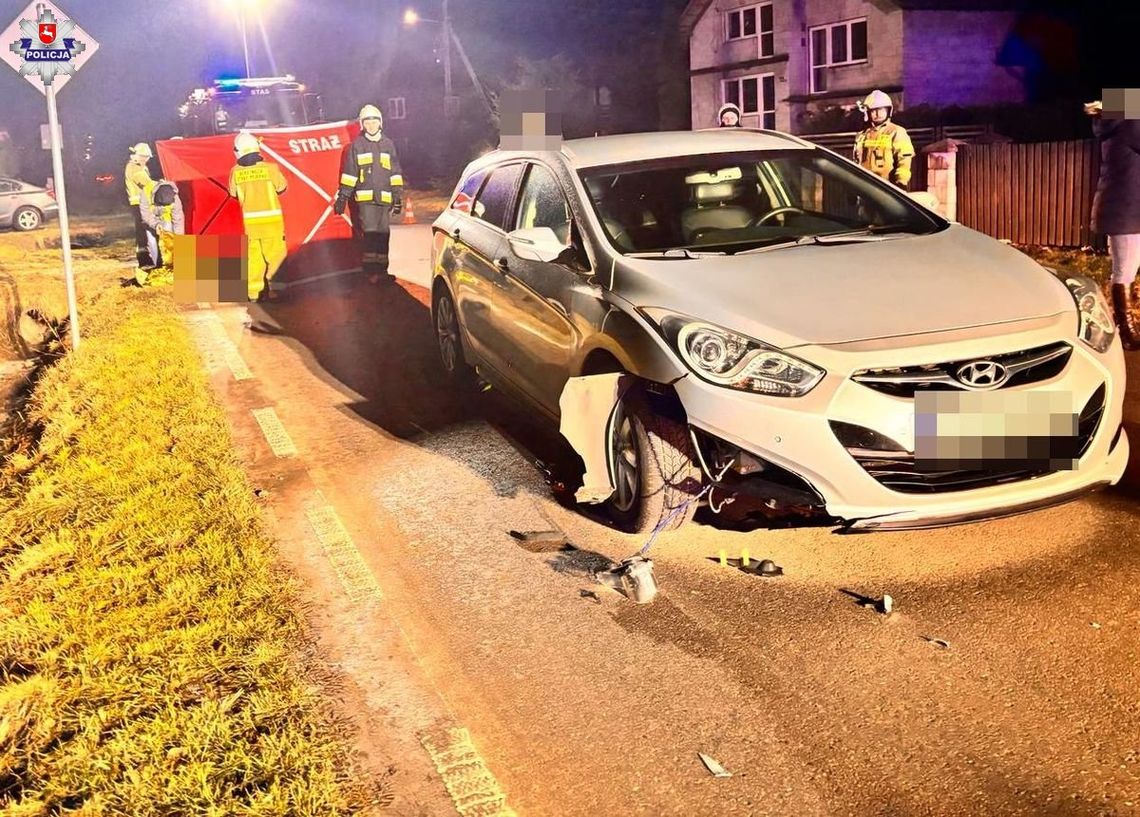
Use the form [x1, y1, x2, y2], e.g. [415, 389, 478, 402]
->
[403, 0, 492, 118]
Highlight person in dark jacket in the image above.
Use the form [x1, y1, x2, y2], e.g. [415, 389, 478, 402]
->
[1088, 94, 1140, 350]
[334, 104, 404, 285]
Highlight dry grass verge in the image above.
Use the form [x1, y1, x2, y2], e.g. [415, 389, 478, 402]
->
[0, 284, 369, 815]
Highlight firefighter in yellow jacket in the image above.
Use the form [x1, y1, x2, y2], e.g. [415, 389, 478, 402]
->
[853, 90, 915, 190]
[334, 104, 404, 285]
[125, 142, 156, 269]
[228, 131, 288, 302]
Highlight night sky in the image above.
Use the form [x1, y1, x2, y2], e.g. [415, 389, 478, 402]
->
[0, 0, 1138, 181]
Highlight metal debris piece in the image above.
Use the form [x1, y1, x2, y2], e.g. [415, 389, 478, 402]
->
[753, 558, 783, 577]
[698, 752, 733, 778]
[509, 530, 567, 545]
[921, 635, 951, 650]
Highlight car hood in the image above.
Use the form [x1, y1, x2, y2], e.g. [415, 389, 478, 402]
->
[612, 224, 1076, 348]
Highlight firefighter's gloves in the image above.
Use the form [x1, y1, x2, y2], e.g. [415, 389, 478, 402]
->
[392, 195, 402, 216]
[333, 194, 348, 216]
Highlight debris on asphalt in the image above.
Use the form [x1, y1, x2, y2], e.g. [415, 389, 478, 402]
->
[597, 556, 658, 604]
[1092, 622, 1102, 629]
[698, 752, 733, 778]
[253, 488, 268, 499]
[579, 589, 602, 604]
[921, 636, 951, 650]
[879, 594, 894, 615]
[509, 529, 568, 545]
[708, 554, 784, 577]
[752, 558, 783, 578]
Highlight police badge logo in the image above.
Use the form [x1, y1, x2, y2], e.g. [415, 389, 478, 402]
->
[7, 3, 86, 85]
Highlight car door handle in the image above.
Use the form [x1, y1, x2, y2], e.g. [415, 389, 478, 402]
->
[451, 227, 461, 238]
[494, 257, 509, 272]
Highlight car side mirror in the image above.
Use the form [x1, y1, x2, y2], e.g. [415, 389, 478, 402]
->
[507, 226, 568, 263]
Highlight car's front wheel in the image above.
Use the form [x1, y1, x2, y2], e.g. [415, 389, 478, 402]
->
[433, 286, 477, 389]
[13, 206, 42, 232]
[606, 391, 703, 535]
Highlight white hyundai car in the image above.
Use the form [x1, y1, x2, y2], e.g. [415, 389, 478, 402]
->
[430, 129, 1129, 533]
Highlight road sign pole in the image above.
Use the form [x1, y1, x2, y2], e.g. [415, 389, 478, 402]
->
[45, 81, 80, 349]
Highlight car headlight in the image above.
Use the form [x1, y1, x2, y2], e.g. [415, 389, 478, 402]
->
[653, 315, 825, 397]
[1062, 274, 1115, 353]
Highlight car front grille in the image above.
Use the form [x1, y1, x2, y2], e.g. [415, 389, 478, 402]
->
[833, 384, 1107, 494]
[851, 341, 1072, 398]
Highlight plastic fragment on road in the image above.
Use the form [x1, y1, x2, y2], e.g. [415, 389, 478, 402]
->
[508, 530, 567, 545]
[557, 373, 628, 504]
[698, 752, 733, 778]
[879, 594, 894, 615]
[920, 635, 951, 649]
[596, 556, 658, 604]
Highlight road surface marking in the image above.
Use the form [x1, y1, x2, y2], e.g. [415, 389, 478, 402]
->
[305, 504, 384, 604]
[251, 407, 298, 457]
[184, 312, 253, 381]
[419, 726, 515, 817]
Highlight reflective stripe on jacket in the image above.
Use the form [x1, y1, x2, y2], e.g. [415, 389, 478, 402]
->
[337, 133, 404, 207]
[854, 122, 915, 187]
[228, 160, 288, 238]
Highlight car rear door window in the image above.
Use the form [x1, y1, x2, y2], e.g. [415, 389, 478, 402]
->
[472, 164, 524, 231]
[450, 168, 487, 214]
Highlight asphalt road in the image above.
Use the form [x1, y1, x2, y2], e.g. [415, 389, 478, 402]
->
[196, 223, 1140, 816]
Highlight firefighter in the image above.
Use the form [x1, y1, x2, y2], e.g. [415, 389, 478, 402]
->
[125, 142, 156, 269]
[717, 102, 743, 128]
[334, 104, 404, 285]
[228, 131, 288, 302]
[136, 179, 185, 287]
[853, 90, 915, 190]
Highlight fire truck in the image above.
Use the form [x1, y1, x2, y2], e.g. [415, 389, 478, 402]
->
[177, 76, 325, 137]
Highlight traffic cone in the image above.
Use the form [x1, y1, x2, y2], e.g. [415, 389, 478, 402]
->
[401, 196, 417, 225]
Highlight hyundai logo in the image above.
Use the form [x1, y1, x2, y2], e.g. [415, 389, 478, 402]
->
[954, 360, 1009, 390]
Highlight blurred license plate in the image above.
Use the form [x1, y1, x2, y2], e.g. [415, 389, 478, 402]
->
[914, 391, 1079, 472]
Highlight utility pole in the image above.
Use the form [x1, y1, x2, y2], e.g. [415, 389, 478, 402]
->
[442, 0, 455, 117]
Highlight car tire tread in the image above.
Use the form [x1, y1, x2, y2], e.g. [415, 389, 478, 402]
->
[610, 391, 702, 535]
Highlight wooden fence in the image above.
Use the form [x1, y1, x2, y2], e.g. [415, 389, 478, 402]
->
[957, 140, 1102, 248]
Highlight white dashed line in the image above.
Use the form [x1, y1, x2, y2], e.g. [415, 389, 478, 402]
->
[305, 504, 385, 604]
[251, 407, 298, 457]
[419, 726, 516, 817]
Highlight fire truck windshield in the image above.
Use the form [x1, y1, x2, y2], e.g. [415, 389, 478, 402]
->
[179, 79, 322, 137]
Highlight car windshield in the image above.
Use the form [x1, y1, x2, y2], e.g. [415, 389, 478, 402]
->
[577, 148, 943, 256]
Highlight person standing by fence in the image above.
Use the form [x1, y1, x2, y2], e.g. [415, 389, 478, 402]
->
[1087, 92, 1140, 351]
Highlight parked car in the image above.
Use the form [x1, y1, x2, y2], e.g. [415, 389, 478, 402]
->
[430, 129, 1129, 534]
[0, 177, 58, 231]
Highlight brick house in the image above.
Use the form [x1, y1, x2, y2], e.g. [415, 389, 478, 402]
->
[681, 0, 1027, 134]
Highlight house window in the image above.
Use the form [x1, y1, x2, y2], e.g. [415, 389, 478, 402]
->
[722, 73, 777, 129]
[809, 18, 868, 93]
[725, 3, 774, 57]
[387, 97, 407, 120]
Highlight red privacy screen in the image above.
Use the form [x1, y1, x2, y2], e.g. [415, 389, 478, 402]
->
[157, 120, 363, 285]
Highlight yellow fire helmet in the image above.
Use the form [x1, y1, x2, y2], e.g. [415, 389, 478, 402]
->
[129, 142, 153, 158]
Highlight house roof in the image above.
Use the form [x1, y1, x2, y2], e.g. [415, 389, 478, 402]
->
[679, 0, 714, 36]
